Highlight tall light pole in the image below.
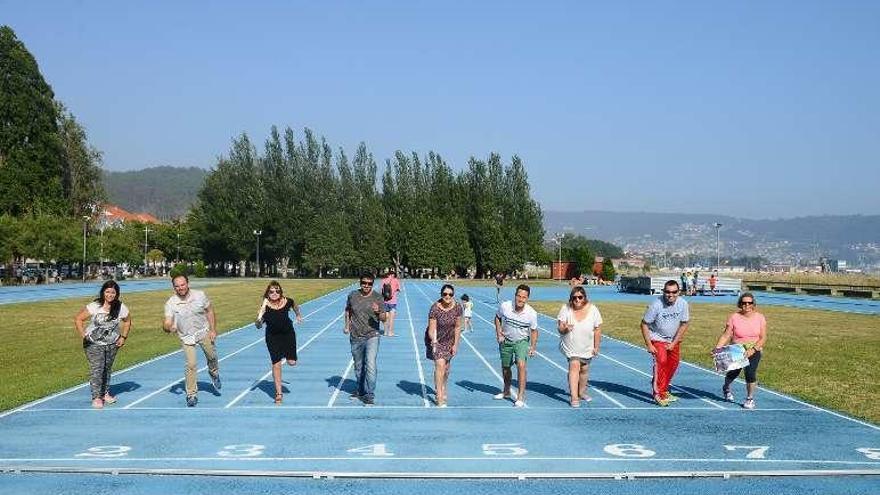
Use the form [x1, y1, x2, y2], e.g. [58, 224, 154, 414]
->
[143, 226, 152, 277]
[176, 229, 181, 264]
[713, 222, 723, 270]
[254, 230, 262, 277]
[81, 216, 89, 281]
[552, 233, 563, 280]
[99, 227, 105, 274]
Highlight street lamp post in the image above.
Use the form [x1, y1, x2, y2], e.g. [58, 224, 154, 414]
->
[254, 230, 262, 277]
[176, 230, 181, 264]
[713, 222, 723, 270]
[143, 226, 152, 277]
[81, 216, 89, 282]
[552, 233, 563, 280]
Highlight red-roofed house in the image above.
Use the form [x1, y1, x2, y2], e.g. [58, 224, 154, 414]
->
[98, 204, 160, 229]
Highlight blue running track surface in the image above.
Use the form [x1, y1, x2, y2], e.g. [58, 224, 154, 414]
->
[1, 281, 877, 494]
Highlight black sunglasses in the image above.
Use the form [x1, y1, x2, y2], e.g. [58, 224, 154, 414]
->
[663, 290, 679, 295]
[360, 281, 373, 286]
[442, 292, 454, 297]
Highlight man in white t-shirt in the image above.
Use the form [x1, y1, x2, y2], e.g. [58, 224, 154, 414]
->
[493, 284, 538, 407]
[163, 275, 220, 407]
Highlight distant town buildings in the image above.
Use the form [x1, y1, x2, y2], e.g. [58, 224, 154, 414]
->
[97, 204, 160, 230]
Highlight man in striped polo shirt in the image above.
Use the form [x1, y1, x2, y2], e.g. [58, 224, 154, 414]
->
[494, 284, 538, 408]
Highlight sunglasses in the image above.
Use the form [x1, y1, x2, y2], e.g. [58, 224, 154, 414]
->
[572, 295, 585, 300]
[741, 301, 755, 305]
[663, 290, 679, 295]
[360, 281, 373, 286]
[268, 288, 281, 294]
[442, 293, 454, 297]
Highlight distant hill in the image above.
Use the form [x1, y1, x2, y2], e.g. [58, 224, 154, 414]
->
[104, 166, 208, 220]
[544, 210, 880, 267]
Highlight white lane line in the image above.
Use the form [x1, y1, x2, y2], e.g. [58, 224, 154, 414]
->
[123, 337, 267, 408]
[412, 284, 504, 386]
[327, 359, 355, 407]
[16, 405, 812, 412]
[225, 312, 344, 408]
[530, 317, 726, 409]
[0, 285, 352, 418]
[2, 457, 878, 466]
[123, 291, 349, 410]
[533, 350, 627, 409]
[403, 286, 430, 407]
[574, 320, 880, 431]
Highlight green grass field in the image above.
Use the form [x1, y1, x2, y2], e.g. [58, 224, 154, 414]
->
[0, 279, 349, 412]
[2, 279, 878, 426]
[531, 300, 880, 424]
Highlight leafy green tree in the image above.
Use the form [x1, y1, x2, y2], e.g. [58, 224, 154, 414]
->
[602, 257, 616, 281]
[585, 239, 624, 259]
[463, 157, 505, 277]
[191, 133, 264, 275]
[347, 143, 387, 271]
[0, 26, 66, 215]
[57, 103, 106, 216]
[562, 234, 596, 276]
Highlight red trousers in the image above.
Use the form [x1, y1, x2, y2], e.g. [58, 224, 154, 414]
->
[651, 340, 680, 398]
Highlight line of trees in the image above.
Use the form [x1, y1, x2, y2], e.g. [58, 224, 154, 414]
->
[190, 127, 545, 278]
[1, 24, 622, 281]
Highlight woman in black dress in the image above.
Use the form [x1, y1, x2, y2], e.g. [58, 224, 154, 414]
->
[256, 281, 303, 404]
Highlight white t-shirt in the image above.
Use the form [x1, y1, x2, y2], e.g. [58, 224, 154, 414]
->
[496, 301, 538, 341]
[84, 301, 130, 345]
[557, 304, 602, 359]
[164, 289, 212, 345]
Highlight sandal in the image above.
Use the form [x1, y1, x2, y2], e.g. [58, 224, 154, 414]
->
[274, 393, 283, 405]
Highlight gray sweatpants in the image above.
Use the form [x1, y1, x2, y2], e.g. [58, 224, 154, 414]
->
[83, 342, 119, 400]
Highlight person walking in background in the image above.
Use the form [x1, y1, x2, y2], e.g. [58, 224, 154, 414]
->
[692, 271, 699, 296]
[74, 281, 132, 409]
[255, 281, 303, 405]
[494, 284, 538, 408]
[715, 292, 767, 409]
[640, 280, 689, 407]
[680, 272, 689, 297]
[380, 270, 401, 337]
[425, 284, 463, 407]
[344, 274, 387, 406]
[494, 271, 505, 303]
[163, 274, 220, 407]
[461, 294, 473, 333]
[709, 271, 718, 296]
[557, 286, 602, 407]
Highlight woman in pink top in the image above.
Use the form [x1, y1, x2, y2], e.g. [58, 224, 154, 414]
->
[714, 292, 767, 409]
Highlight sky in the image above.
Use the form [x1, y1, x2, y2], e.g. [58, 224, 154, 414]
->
[3, 1, 879, 219]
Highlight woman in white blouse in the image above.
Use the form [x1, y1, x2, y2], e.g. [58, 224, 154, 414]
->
[557, 286, 602, 407]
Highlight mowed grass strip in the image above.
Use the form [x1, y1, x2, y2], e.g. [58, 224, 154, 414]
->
[531, 300, 880, 424]
[0, 278, 350, 412]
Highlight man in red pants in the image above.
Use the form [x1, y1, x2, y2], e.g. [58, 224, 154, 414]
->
[640, 280, 690, 406]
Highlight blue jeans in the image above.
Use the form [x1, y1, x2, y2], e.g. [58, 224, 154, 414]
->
[350, 336, 380, 400]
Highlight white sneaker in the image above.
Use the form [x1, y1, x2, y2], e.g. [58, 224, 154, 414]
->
[743, 398, 756, 409]
[493, 392, 511, 400]
[723, 388, 734, 402]
[513, 400, 525, 408]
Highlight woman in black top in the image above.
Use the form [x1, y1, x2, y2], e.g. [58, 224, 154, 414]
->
[256, 281, 303, 404]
